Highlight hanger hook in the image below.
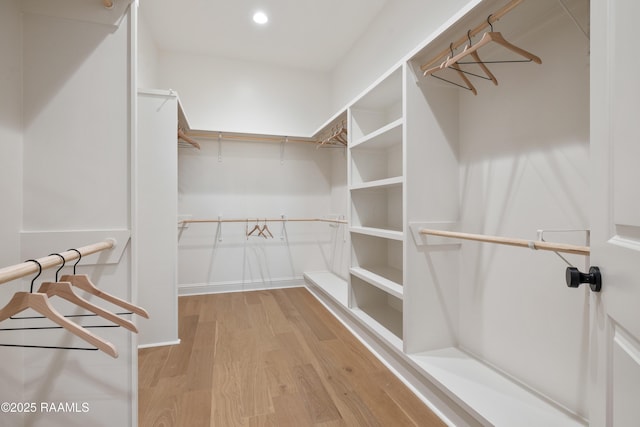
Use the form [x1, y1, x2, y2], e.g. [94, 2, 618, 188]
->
[449, 42, 455, 58]
[49, 253, 66, 282]
[25, 259, 42, 293]
[467, 30, 473, 46]
[487, 14, 494, 32]
[68, 248, 82, 274]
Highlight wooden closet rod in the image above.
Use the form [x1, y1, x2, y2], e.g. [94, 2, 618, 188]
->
[185, 131, 319, 146]
[419, 0, 524, 72]
[0, 239, 116, 286]
[419, 229, 589, 256]
[181, 218, 348, 225]
[102, 0, 114, 9]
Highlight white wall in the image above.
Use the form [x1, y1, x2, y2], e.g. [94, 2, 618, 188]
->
[330, 0, 470, 112]
[456, 11, 590, 417]
[0, 0, 26, 418]
[136, 91, 178, 347]
[18, 9, 134, 427]
[158, 51, 332, 135]
[137, 13, 159, 89]
[177, 141, 347, 293]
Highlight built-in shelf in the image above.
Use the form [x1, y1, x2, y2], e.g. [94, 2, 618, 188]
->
[351, 118, 404, 150]
[351, 144, 402, 186]
[351, 274, 403, 348]
[350, 226, 403, 240]
[351, 308, 403, 351]
[303, 271, 348, 307]
[347, 64, 405, 375]
[351, 184, 402, 231]
[350, 267, 403, 299]
[350, 67, 403, 141]
[409, 347, 587, 427]
[350, 176, 403, 191]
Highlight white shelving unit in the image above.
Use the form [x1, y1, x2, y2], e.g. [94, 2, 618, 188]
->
[348, 66, 405, 347]
[306, 2, 593, 425]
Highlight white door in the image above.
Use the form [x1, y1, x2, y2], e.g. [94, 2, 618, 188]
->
[590, 0, 640, 426]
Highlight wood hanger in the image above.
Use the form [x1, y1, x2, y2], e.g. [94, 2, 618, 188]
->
[0, 291, 118, 358]
[37, 281, 138, 333]
[60, 274, 149, 319]
[260, 220, 274, 238]
[33, 254, 136, 333]
[467, 50, 498, 85]
[445, 30, 541, 68]
[247, 219, 261, 237]
[449, 63, 478, 95]
[456, 31, 498, 86]
[60, 248, 149, 319]
[423, 46, 478, 95]
[178, 128, 201, 150]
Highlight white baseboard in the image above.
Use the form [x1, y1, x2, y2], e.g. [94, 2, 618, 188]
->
[138, 339, 181, 350]
[178, 278, 304, 296]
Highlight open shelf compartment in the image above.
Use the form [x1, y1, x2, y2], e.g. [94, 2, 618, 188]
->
[350, 67, 403, 141]
[351, 142, 402, 186]
[351, 233, 403, 283]
[351, 274, 403, 348]
[351, 185, 402, 232]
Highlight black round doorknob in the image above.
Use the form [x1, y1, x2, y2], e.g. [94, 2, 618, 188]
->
[566, 266, 602, 292]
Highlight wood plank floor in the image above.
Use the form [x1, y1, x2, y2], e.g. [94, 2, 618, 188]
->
[139, 287, 446, 427]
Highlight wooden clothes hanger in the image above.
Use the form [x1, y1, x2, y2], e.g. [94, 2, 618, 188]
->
[445, 17, 542, 68]
[260, 219, 273, 238]
[456, 30, 498, 86]
[0, 260, 118, 358]
[178, 128, 201, 150]
[423, 45, 479, 95]
[247, 219, 261, 237]
[37, 282, 138, 333]
[36, 254, 138, 333]
[60, 249, 149, 319]
[0, 292, 118, 358]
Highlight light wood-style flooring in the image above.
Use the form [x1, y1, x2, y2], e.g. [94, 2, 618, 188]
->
[139, 287, 446, 426]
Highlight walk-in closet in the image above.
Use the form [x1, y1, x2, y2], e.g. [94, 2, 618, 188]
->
[1, 0, 639, 426]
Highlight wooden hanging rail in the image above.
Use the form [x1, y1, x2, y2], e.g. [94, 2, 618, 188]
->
[184, 131, 320, 146]
[419, 229, 589, 256]
[102, 0, 114, 9]
[0, 239, 115, 286]
[181, 218, 347, 225]
[419, 0, 524, 72]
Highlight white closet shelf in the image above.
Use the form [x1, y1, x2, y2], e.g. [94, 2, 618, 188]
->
[303, 271, 348, 307]
[408, 347, 586, 427]
[351, 307, 403, 351]
[350, 226, 403, 241]
[350, 176, 403, 191]
[350, 267, 403, 299]
[351, 118, 403, 150]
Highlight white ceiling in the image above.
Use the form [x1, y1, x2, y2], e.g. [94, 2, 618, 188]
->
[139, 0, 388, 72]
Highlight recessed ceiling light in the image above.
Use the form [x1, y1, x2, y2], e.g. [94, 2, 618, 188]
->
[253, 11, 268, 25]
